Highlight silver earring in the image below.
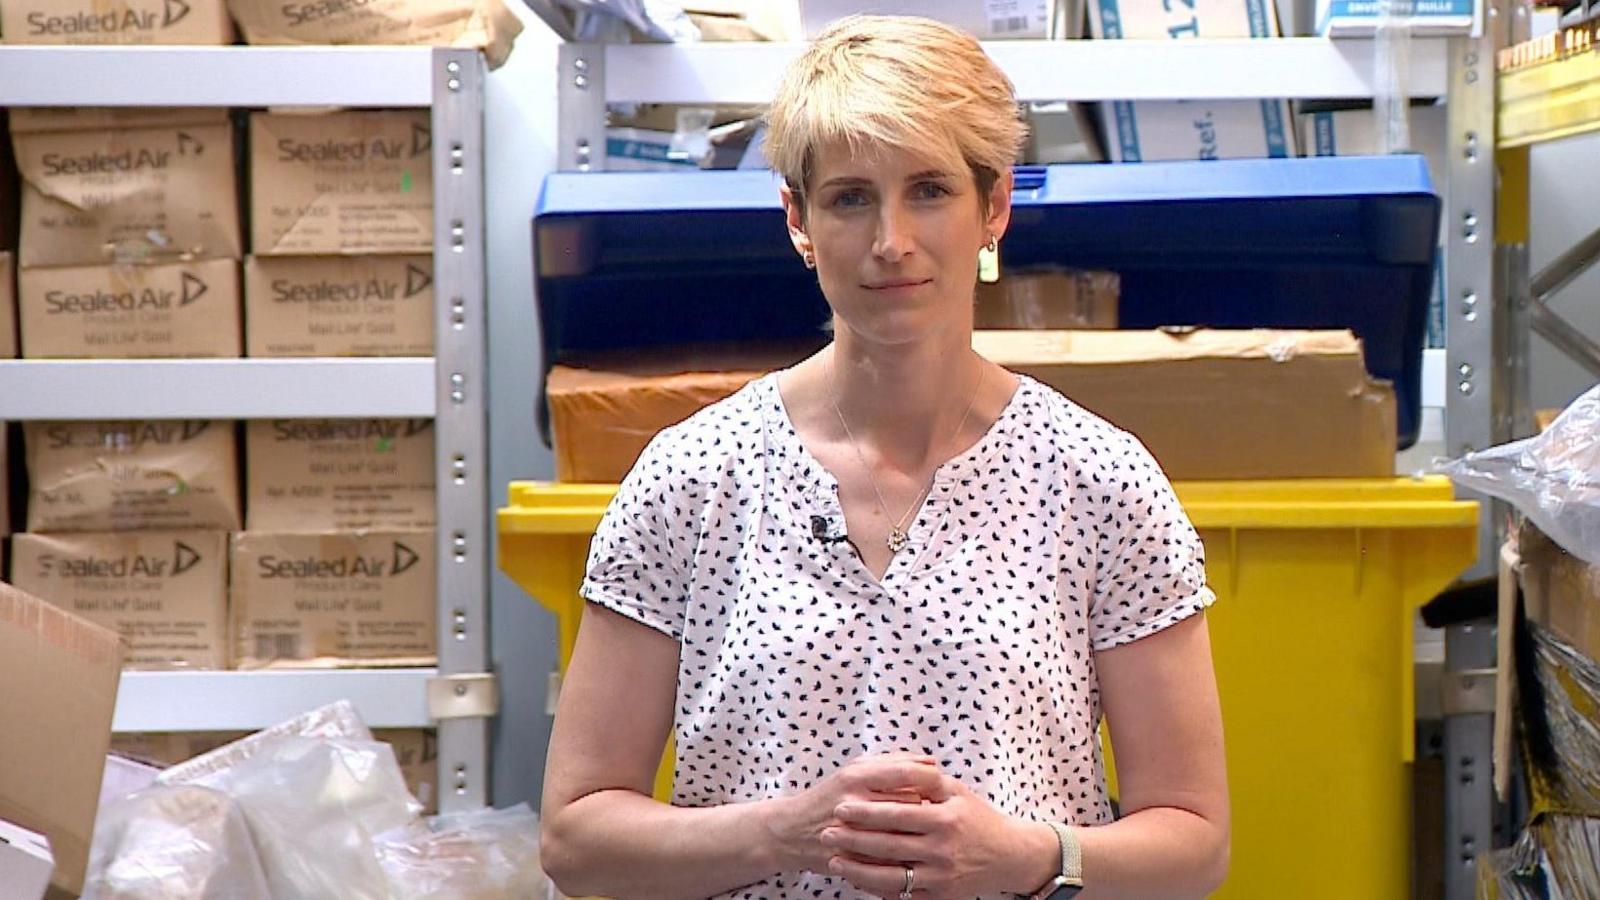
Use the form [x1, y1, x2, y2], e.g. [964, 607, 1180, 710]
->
[803, 251, 816, 269]
[984, 235, 998, 253]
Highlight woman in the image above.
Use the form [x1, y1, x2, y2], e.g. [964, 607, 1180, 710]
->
[541, 15, 1229, 899]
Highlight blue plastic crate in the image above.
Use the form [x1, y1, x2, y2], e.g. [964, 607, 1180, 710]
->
[534, 155, 1439, 447]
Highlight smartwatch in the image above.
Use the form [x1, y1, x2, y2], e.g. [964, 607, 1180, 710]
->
[1024, 822, 1084, 900]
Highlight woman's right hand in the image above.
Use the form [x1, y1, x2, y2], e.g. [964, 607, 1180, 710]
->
[763, 753, 942, 876]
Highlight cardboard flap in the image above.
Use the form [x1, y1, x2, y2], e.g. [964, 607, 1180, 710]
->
[0, 582, 123, 896]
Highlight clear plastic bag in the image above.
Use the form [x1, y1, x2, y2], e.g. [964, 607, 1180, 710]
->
[1438, 383, 1600, 565]
[158, 700, 372, 787]
[191, 737, 422, 900]
[375, 803, 548, 899]
[83, 785, 272, 900]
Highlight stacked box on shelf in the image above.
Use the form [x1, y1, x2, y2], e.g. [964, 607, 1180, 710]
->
[1089, 0, 1296, 161]
[226, 0, 521, 68]
[238, 417, 436, 667]
[0, 0, 235, 45]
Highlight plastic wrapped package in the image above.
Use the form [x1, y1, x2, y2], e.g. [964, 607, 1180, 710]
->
[189, 737, 422, 900]
[1521, 620, 1600, 817]
[83, 785, 271, 900]
[1438, 382, 1600, 565]
[158, 700, 372, 787]
[1477, 816, 1600, 900]
[375, 803, 548, 899]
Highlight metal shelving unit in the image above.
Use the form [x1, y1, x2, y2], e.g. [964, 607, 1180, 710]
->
[0, 46, 494, 813]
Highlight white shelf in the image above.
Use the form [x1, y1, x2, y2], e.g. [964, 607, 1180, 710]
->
[597, 37, 1452, 105]
[0, 46, 437, 107]
[114, 668, 438, 732]
[0, 358, 435, 420]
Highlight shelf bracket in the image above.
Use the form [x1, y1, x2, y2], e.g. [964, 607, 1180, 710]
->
[427, 673, 501, 720]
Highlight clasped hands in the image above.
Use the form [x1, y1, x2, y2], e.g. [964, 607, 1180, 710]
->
[769, 752, 1039, 900]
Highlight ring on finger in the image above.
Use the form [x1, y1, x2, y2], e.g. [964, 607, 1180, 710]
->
[899, 865, 915, 900]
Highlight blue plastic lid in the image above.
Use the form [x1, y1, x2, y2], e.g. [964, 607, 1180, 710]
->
[534, 155, 1439, 447]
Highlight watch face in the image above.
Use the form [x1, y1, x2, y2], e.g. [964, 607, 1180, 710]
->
[1046, 885, 1084, 900]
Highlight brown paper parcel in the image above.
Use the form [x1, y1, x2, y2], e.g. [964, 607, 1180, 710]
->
[0, 0, 235, 45]
[244, 254, 434, 357]
[25, 420, 242, 533]
[0, 581, 122, 897]
[230, 530, 437, 668]
[226, 0, 522, 68]
[245, 418, 436, 531]
[973, 328, 1397, 480]
[14, 123, 241, 267]
[10, 530, 228, 670]
[18, 257, 242, 358]
[249, 111, 433, 256]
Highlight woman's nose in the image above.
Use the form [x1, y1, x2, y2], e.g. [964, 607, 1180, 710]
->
[873, 203, 912, 263]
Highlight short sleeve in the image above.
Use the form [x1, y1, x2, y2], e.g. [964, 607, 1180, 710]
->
[579, 432, 697, 640]
[1088, 437, 1216, 652]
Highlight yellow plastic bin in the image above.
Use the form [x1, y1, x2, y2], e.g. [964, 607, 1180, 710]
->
[500, 476, 1478, 899]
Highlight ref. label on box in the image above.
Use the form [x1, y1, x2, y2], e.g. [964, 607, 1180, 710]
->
[230, 530, 437, 669]
[13, 123, 241, 267]
[0, 0, 235, 45]
[245, 418, 436, 531]
[1090, 0, 1295, 162]
[243, 255, 434, 357]
[800, 0, 1049, 38]
[249, 111, 433, 256]
[10, 530, 229, 670]
[17, 258, 241, 358]
[24, 420, 241, 533]
[1315, 0, 1479, 36]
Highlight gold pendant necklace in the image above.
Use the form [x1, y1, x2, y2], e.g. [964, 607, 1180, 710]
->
[828, 354, 986, 554]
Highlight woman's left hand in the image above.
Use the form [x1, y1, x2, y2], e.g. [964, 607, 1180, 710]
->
[818, 762, 1051, 899]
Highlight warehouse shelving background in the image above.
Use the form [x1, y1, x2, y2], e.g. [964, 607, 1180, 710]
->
[0, 45, 494, 813]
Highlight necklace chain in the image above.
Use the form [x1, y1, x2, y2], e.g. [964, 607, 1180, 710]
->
[827, 353, 986, 553]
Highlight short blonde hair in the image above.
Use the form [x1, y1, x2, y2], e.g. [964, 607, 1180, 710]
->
[765, 15, 1026, 211]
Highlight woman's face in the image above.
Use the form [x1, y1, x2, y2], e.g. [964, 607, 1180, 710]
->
[783, 140, 1012, 348]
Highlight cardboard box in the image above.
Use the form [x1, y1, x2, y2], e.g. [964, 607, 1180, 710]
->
[249, 111, 433, 256]
[1315, 0, 1478, 35]
[0, 252, 15, 358]
[548, 342, 820, 483]
[973, 328, 1397, 479]
[0, 0, 235, 45]
[974, 268, 1118, 330]
[229, 530, 437, 668]
[0, 114, 18, 253]
[10, 530, 229, 670]
[110, 731, 240, 767]
[800, 0, 1050, 37]
[226, 0, 521, 67]
[24, 420, 241, 533]
[374, 728, 438, 813]
[13, 123, 241, 267]
[244, 255, 434, 357]
[1091, 0, 1295, 162]
[18, 258, 241, 359]
[8, 107, 229, 135]
[1519, 523, 1600, 664]
[0, 818, 53, 900]
[245, 418, 435, 531]
[0, 581, 122, 897]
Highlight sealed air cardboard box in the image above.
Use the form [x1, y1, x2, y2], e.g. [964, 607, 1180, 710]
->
[24, 420, 241, 533]
[226, 0, 521, 67]
[13, 121, 241, 267]
[549, 342, 820, 483]
[974, 328, 1397, 479]
[18, 258, 241, 358]
[249, 111, 433, 256]
[1315, 0, 1479, 35]
[0, 581, 122, 897]
[8, 107, 230, 136]
[0, 252, 15, 358]
[10, 530, 229, 669]
[0, 0, 235, 44]
[230, 530, 436, 668]
[245, 418, 435, 531]
[375, 728, 438, 813]
[800, 0, 1048, 37]
[1091, 0, 1295, 161]
[244, 255, 434, 356]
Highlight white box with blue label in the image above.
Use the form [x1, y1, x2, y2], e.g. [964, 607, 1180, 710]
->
[1089, 0, 1296, 162]
[1315, 0, 1479, 36]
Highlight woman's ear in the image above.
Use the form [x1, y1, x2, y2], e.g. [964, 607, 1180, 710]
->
[984, 167, 1014, 245]
[780, 183, 814, 261]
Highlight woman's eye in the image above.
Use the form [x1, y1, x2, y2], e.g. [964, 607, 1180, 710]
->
[829, 189, 869, 208]
[913, 181, 953, 200]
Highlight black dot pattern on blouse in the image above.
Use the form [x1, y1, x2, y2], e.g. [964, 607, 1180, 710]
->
[580, 373, 1216, 900]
